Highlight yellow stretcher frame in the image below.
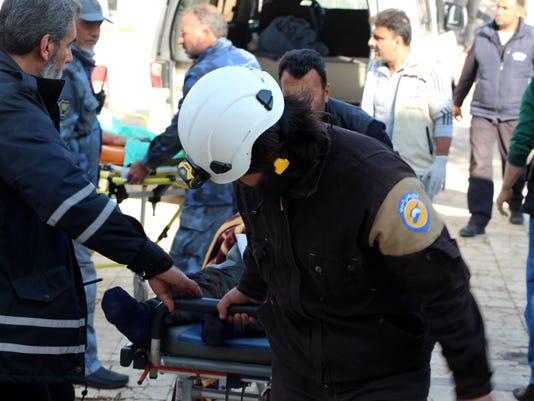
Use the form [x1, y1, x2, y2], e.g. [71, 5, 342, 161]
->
[96, 163, 190, 300]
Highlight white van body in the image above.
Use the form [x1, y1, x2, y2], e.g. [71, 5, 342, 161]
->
[148, 0, 465, 129]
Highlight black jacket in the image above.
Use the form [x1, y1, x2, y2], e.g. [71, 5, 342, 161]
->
[235, 125, 491, 399]
[0, 50, 173, 383]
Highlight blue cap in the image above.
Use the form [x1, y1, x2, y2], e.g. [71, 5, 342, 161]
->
[80, 0, 112, 23]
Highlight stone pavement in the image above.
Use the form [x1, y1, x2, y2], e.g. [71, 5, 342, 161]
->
[74, 104, 531, 401]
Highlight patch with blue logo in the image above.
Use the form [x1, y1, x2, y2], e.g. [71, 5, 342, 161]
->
[398, 192, 430, 232]
[58, 99, 70, 120]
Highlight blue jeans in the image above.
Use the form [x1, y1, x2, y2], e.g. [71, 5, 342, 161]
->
[527, 216, 534, 383]
[73, 241, 101, 376]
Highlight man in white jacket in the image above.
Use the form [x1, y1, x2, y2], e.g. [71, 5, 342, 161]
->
[361, 8, 453, 200]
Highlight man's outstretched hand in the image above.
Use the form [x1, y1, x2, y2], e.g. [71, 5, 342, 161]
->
[128, 160, 151, 184]
[148, 266, 202, 314]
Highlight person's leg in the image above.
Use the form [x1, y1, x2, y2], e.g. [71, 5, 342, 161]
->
[73, 241, 100, 376]
[513, 216, 534, 400]
[270, 356, 429, 401]
[102, 243, 246, 347]
[498, 120, 525, 223]
[333, 366, 430, 401]
[0, 382, 74, 401]
[526, 216, 534, 383]
[189, 243, 245, 298]
[48, 383, 76, 401]
[170, 204, 234, 273]
[270, 357, 331, 401]
[73, 241, 128, 388]
[461, 116, 496, 235]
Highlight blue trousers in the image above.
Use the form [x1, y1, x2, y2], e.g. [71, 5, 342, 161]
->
[169, 204, 234, 274]
[73, 241, 101, 376]
[527, 216, 534, 383]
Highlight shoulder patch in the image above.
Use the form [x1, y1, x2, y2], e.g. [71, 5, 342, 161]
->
[369, 177, 444, 256]
[58, 99, 70, 119]
[398, 192, 429, 232]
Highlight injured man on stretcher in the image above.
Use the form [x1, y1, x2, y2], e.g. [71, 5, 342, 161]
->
[101, 214, 265, 348]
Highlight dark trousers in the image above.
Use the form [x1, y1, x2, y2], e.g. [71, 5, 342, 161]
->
[468, 117, 526, 227]
[270, 357, 430, 401]
[0, 383, 75, 401]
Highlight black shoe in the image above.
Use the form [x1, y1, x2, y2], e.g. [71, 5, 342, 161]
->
[84, 367, 129, 389]
[459, 224, 485, 237]
[510, 211, 525, 225]
[513, 384, 534, 401]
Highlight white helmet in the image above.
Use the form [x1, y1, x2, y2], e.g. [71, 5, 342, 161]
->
[178, 66, 284, 184]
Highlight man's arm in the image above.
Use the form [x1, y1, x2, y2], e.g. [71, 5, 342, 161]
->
[127, 111, 182, 183]
[453, 45, 478, 117]
[496, 80, 534, 214]
[422, 63, 454, 196]
[360, 66, 377, 116]
[386, 232, 492, 398]
[370, 178, 492, 399]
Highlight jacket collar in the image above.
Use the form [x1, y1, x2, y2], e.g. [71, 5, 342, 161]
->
[72, 45, 96, 67]
[0, 50, 64, 130]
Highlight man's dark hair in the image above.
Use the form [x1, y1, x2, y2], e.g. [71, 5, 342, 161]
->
[372, 8, 412, 45]
[251, 95, 331, 176]
[277, 48, 328, 89]
[0, 0, 80, 55]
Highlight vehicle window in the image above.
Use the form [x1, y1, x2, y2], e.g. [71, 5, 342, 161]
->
[308, 0, 367, 9]
[416, 0, 432, 35]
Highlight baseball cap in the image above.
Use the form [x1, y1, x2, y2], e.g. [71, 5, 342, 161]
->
[80, 0, 112, 23]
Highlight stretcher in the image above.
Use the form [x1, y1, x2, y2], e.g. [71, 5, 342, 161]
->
[98, 163, 188, 300]
[120, 298, 272, 401]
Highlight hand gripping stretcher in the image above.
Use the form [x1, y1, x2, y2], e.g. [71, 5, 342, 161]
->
[119, 298, 272, 401]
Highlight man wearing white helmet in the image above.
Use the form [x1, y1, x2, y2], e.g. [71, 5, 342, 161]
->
[178, 66, 493, 401]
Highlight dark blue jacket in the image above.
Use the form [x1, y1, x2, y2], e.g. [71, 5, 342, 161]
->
[325, 97, 392, 147]
[0, 50, 173, 384]
[59, 46, 102, 185]
[454, 18, 534, 121]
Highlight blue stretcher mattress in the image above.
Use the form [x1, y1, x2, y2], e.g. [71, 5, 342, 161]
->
[161, 323, 271, 365]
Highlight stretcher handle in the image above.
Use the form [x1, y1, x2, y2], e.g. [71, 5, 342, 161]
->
[151, 297, 260, 340]
[174, 297, 259, 316]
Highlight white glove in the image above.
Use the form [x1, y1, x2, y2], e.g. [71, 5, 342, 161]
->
[421, 155, 447, 198]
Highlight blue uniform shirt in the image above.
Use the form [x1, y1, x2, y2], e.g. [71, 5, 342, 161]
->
[59, 46, 102, 186]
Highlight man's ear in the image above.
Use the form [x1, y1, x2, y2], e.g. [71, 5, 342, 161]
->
[324, 83, 331, 103]
[39, 34, 54, 61]
[394, 35, 405, 47]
